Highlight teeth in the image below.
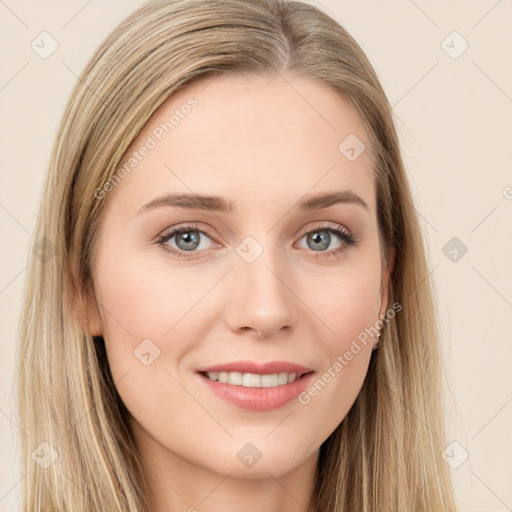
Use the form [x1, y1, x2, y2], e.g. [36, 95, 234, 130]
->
[205, 371, 299, 387]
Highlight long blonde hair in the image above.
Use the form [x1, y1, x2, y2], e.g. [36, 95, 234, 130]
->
[15, 0, 457, 510]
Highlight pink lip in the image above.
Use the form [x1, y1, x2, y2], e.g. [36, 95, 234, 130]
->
[196, 360, 313, 375]
[195, 360, 315, 412]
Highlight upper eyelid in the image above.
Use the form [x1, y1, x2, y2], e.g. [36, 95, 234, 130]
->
[157, 223, 216, 244]
[158, 221, 352, 238]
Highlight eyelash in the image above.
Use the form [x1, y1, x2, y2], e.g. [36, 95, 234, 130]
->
[155, 222, 358, 260]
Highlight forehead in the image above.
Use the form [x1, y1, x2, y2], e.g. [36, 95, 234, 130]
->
[107, 72, 375, 215]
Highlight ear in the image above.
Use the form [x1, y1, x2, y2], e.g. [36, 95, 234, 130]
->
[70, 250, 103, 337]
[82, 282, 103, 337]
[378, 245, 396, 318]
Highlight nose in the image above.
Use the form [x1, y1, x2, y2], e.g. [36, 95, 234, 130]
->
[223, 243, 299, 339]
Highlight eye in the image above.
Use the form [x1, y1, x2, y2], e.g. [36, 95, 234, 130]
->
[296, 223, 357, 258]
[156, 223, 216, 259]
[156, 222, 358, 260]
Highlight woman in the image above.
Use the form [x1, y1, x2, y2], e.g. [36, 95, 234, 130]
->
[15, 0, 457, 510]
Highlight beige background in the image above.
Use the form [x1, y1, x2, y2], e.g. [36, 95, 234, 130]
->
[1, 0, 511, 510]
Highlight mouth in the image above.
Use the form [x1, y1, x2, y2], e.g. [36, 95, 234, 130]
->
[195, 361, 315, 411]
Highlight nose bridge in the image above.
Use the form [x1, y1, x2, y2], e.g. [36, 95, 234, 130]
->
[225, 235, 298, 337]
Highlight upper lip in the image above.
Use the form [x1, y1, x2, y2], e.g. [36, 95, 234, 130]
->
[196, 361, 314, 376]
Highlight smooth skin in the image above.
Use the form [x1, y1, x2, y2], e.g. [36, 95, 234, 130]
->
[82, 72, 394, 512]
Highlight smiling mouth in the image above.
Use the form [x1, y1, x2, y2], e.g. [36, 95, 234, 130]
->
[199, 370, 313, 388]
[197, 367, 316, 411]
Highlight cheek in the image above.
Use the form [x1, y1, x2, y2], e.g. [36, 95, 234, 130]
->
[303, 257, 381, 352]
[293, 255, 381, 420]
[93, 251, 208, 432]
[92, 245, 207, 377]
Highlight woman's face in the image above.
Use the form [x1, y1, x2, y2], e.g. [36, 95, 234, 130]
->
[85, 72, 393, 480]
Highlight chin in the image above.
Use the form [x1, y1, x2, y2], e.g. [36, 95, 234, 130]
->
[201, 441, 316, 479]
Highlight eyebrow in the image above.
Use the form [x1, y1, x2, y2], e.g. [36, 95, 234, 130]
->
[135, 190, 368, 215]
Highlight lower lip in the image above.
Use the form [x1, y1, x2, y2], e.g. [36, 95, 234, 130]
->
[197, 372, 315, 411]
